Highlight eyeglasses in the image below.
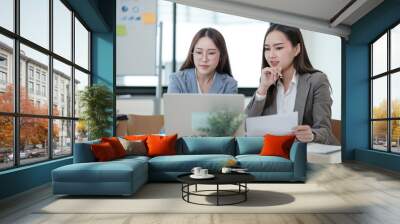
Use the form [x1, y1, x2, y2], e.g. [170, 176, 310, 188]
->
[192, 50, 219, 60]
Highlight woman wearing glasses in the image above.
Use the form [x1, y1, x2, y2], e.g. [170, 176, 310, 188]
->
[246, 24, 338, 145]
[167, 28, 238, 94]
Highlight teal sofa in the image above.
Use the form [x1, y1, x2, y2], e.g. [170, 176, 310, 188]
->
[52, 137, 307, 196]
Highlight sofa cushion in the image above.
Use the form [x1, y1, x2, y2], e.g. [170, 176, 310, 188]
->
[101, 137, 127, 158]
[119, 138, 147, 156]
[236, 155, 293, 172]
[74, 140, 101, 163]
[116, 155, 150, 163]
[148, 154, 235, 172]
[91, 142, 118, 161]
[260, 134, 296, 159]
[124, 135, 148, 142]
[147, 134, 177, 157]
[52, 159, 147, 183]
[179, 137, 235, 155]
[236, 137, 263, 155]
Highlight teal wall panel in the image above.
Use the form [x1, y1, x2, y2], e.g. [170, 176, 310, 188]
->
[344, 0, 400, 171]
[0, 158, 72, 199]
[355, 148, 400, 172]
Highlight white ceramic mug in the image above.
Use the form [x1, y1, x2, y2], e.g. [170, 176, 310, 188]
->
[221, 167, 232, 174]
[191, 167, 202, 176]
[200, 169, 208, 176]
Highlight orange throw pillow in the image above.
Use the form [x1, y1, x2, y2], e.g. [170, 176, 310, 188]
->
[146, 134, 177, 157]
[91, 142, 117, 161]
[101, 137, 127, 158]
[124, 135, 148, 141]
[259, 134, 296, 159]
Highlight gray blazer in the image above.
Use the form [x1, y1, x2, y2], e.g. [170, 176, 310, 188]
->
[245, 72, 339, 145]
[167, 68, 238, 94]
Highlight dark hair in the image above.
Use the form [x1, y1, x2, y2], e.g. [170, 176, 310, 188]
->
[262, 23, 320, 107]
[180, 27, 232, 77]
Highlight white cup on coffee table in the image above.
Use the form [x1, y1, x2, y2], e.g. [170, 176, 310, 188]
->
[200, 169, 208, 176]
[191, 167, 202, 176]
[221, 167, 232, 173]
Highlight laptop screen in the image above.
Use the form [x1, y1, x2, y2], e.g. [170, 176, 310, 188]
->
[163, 94, 245, 137]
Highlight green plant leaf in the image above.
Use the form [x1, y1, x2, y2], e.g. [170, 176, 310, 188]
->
[79, 84, 113, 140]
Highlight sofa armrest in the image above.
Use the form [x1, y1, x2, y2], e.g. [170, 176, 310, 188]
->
[73, 140, 100, 163]
[289, 141, 307, 181]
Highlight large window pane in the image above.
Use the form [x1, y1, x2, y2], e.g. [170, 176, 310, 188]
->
[391, 24, 400, 70]
[0, 35, 14, 112]
[53, 59, 72, 117]
[20, 0, 49, 49]
[0, 116, 13, 170]
[391, 72, 400, 118]
[372, 77, 387, 119]
[53, 0, 72, 60]
[74, 69, 89, 118]
[53, 119, 72, 158]
[75, 18, 89, 70]
[372, 33, 387, 76]
[20, 44, 49, 115]
[372, 121, 388, 151]
[20, 117, 49, 165]
[0, 0, 14, 31]
[391, 120, 400, 153]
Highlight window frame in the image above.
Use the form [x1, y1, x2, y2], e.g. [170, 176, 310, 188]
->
[370, 20, 400, 154]
[0, 0, 92, 171]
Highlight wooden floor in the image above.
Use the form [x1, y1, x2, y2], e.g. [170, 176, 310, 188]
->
[1, 162, 400, 224]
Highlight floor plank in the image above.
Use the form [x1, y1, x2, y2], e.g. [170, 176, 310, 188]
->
[1, 162, 400, 224]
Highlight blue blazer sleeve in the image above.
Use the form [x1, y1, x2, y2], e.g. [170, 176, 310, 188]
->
[167, 73, 182, 93]
[226, 78, 238, 94]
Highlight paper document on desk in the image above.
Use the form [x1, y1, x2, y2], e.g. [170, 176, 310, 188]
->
[245, 112, 298, 136]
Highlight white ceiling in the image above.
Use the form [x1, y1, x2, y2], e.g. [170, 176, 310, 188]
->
[168, 0, 384, 38]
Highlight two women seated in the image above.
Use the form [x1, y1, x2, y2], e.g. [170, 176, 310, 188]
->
[167, 24, 338, 145]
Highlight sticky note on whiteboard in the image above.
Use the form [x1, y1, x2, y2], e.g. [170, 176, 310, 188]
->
[142, 12, 156, 24]
[116, 25, 127, 36]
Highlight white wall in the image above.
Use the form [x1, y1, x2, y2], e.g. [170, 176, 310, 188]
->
[302, 30, 342, 120]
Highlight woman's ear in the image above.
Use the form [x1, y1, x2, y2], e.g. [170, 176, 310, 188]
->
[295, 44, 301, 56]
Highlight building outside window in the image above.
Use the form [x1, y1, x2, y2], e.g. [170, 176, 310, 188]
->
[35, 70, 40, 81]
[0, 54, 7, 87]
[41, 85, 46, 97]
[41, 73, 46, 83]
[35, 83, 40, 95]
[0, 54, 7, 67]
[28, 67, 34, 80]
[28, 81, 34, 94]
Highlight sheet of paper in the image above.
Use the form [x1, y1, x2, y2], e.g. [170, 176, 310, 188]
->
[245, 112, 298, 136]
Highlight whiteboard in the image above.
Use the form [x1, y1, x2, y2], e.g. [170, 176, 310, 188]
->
[116, 0, 157, 78]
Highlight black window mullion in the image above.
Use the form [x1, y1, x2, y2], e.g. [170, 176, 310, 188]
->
[370, 45, 373, 149]
[49, 0, 54, 160]
[13, 0, 20, 167]
[387, 30, 391, 152]
[172, 2, 176, 72]
[71, 10, 76, 154]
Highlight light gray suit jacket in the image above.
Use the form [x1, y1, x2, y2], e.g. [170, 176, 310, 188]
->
[245, 72, 339, 145]
[167, 68, 238, 94]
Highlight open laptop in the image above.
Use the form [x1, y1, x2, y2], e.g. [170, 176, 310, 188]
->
[163, 94, 245, 137]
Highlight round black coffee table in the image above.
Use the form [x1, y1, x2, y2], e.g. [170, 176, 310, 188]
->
[177, 173, 255, 206]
